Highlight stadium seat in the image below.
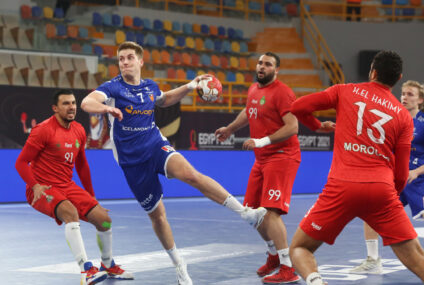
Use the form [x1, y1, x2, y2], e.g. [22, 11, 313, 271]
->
[165, 35, 175, 47]
[176, 68, 186, 80]
[195, 38, 204, 51]
[172, 52, 182, 64]
[145, 33, 157, 46]
[125, 31, 136, 42]
[231, 41, 240, 53]
[153, 19, 164, 31]
[182, 52, 192, 65]
[164, 20, 172, 32]
[143, 49, 150, 63]
[28, 54, 48, 86]
[191, 53, 200, 67]
[239, 57, 248, 70]
[56, 24, 67, 37]
[115, 30, 126, 44]
[31, 6, 42, 19]
[286, 3, 298, 17]
[211, 55, 220, 67]
[93, 45, 103, 57]
[186, 69, 196, 80]
[112, 14, 121, 27]
[240, 41, 248, 53]
[218, 26, 226, 37]
[186, 37, 195, 49]
[192, 23, 201, 34]
[227, 28, 236, 39]
[67, 25, 78, 39]
[230, 56, 239, 68]
[20, 5, 31, 20]
[235, 72, 244, 83]
[204, 38, 214, 50]
[216, 71, 226, 83]
[143, 18, 152, 30]
[92, 12, 102, 27]
[167, 67, 176, 78]
[43, 6, 54, 19]
[82, 43, 92, 54]
[183, 22, 192, 34]
[156, 34, 165, 47]
[248, 57, 257, 70]
[78, 27, 89, 39]
[220, 56, 229, 69]
[54, 7, 65, 19]
[103, 14, 112, 26]
[13, 54, 37, 86]
[235, 29, 243, 39]
[136, 33, 144, 45]
[58, 57, 77, 88]
[214, 40, 222, 52]
[161, 50, 171, 64]
[197, 69, 206, 76]
[0, 53, 25, 85]
[176, 36, 186, 48]
[244, 73, 254, 82]
[172, 21, 181, 33]
[222, 40, 231, 53]
[200, 24, 209, 35]
[200, 54, 211, 67]
[123, 16, 133, 28]
[45, 23, 56, 39]
[151, 49, 161, 64]
[133, 16, 143, 29]
[209, 26, 218, 36]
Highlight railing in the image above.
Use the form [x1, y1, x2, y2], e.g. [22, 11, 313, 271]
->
[154, 78, 325, 112]
[303, 0, 424, 22]
[300, 0, 345, 85]
[114, 0, 265, 21]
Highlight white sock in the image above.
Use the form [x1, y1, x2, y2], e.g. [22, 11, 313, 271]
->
[366, 239, 379, 260]
[97, 229, 113, 268]
[265, 240, 278, 255]
[306, 272, 324, 285]
[222, 195, 244, 213]
[166, 244, 183, 266]
[65, 222, 88, 271]
[277, 248, 291, 267]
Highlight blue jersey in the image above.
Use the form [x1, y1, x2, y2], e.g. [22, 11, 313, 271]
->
[410, 110, 424, 170]
[96, 75, 168, 166]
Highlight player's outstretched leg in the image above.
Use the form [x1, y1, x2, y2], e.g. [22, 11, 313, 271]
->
[166, 154, 267, 229]
[87, 205, 134, 280]
[391, 238, 424, 282]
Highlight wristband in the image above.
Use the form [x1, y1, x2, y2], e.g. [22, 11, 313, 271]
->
[252, 136, 271, 148]
[187, 79, 198, 90]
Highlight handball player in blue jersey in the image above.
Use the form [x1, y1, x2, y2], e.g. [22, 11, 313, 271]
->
[81, 41, 267, 284]
[350, 80, 424, 275]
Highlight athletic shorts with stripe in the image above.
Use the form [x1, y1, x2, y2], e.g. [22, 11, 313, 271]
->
[300, 178, 417, 246]
[26, 181, 99, 225]
[243, 158, 300, 214]
[121, 144, 178, 214]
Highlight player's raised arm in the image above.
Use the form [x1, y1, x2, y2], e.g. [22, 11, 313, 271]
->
[156, 74, 211, 108]
[81, 91, 123, 121]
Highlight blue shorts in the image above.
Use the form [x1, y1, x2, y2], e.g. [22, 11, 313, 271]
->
[400, 176, 424, 220]
[121, 144, 177, 213]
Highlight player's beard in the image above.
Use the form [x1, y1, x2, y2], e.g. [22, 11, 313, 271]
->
[256, 71, 275, 85]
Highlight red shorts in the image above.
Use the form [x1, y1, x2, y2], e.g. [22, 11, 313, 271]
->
[243, 158, 300, 214]
[300, 178, 417, 246]
[26, 182, 98, 225]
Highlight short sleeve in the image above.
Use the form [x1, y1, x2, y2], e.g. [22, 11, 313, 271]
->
[96, 80, 113, 100]
[275, 85, 296, 118]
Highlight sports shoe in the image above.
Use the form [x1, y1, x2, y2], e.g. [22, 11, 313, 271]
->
[349, 256, 383, 274]
[257, 253, 280, 277]
[100, 259, 134, 279]
[262, 264, 301, 284]
[241, 206, 267, 229]
[176, 261, 193, 285]
[81, 261, 108, 285]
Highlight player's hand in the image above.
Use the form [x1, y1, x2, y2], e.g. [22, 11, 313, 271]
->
[407, 169, 420, 184]
[106, 106, 123, 121]
[187, 74, 212, 90]
[317, 121, 336, 133]
[242, 139, 256, 150]
[215, 127, 232, 142]
[31, 184, 51, 206]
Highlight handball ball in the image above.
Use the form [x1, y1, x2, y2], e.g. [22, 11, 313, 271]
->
[197, 76, 222, 102]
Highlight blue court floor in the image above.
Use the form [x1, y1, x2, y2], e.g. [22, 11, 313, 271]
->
[0, 195, 423, 285]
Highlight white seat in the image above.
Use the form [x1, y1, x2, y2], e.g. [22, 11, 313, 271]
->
[0, 53, 25, 85]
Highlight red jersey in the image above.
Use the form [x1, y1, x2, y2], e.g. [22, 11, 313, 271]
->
[292, 82, 413, 186]
[246, 80, 300, 163]
[25, 116, 87, 187]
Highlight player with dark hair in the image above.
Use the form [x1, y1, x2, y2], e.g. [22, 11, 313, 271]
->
[15, 89, 133, 285]
[215, 52, 301, 284]
[350, 80, 424, 274]
[290, 51, 424, 285]
[80, 41, 267, 285]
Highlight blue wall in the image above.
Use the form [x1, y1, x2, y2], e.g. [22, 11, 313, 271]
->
[1, 149, 332, 203]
